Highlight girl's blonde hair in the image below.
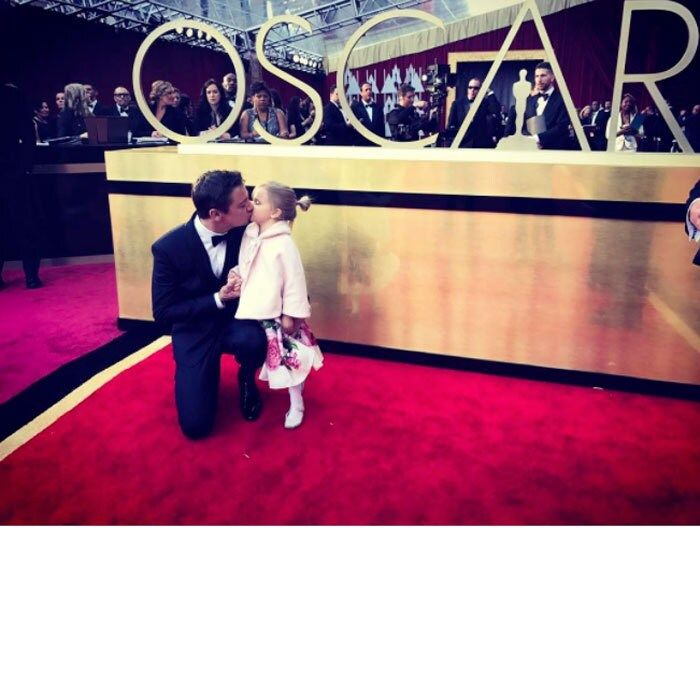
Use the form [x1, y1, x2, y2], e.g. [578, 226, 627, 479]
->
[260, 181, 311, 222]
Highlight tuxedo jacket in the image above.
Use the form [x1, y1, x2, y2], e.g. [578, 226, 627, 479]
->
[686, 180, 700, 266]
[350, 100, 385, 142]
[104, 104, 142, 133]
[523, 89, 572, 149]
[322, 101, 352, 145]
[447, 92, 500, 148]
[151, 215, 244, 366]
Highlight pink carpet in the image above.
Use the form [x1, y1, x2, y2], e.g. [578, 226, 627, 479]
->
[0, 263, 121, 403]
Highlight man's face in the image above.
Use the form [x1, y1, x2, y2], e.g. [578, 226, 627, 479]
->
[360, 84, 373, 102]
[467, 80, 481, 101]
[222, 74, 236, 92]
[693, 104, 700, 116]
[534, 69, 553, 93]
[113, 87, 131, 107]
[330, 88, 339, 105]
[399, 91, 415, 108]
[84, 85, 95, 101]
[214, 184, 253, 229]
[604, 100, 612, 111]
[591, 100, 599, 111]
[56, 92, 65, 110]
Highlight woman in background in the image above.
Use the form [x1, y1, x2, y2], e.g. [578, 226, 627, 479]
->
[194, 79, 233, 139]
[56, 83, 90, 137]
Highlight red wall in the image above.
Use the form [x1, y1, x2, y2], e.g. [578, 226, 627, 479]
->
[0, 4, 324, 111]
[325, 0, 699, 110]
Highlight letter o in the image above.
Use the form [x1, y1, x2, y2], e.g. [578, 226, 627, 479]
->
[131, 19, 246, 143]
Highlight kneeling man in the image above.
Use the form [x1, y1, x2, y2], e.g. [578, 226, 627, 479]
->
[152, 169, 267, 438]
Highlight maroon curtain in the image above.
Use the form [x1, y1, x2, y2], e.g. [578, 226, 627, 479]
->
[325, 0, 699, 111]
[0, 4, 323, 114]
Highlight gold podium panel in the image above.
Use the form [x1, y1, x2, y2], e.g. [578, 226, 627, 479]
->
[106, 145, 700, 385]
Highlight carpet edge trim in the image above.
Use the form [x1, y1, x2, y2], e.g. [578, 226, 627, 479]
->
[0, 337, 171, 462]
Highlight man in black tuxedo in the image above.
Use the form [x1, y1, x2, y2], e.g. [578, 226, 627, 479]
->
[104, 86, 142, 133]
[151, 170, 267, 439]
[590, 98, 611, 150]
[322, 86, 353, 145]
[685, 180, 700, 266]
[0, 81, 42, 289]
[505, 61, 572, 149]
[351, 82, 385, 144]
[447, 77, 501, 148]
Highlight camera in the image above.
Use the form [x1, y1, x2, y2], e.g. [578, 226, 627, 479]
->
[421, 63, 452, 108]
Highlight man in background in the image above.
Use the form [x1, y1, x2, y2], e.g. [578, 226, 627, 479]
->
[0, 81, 42, 289]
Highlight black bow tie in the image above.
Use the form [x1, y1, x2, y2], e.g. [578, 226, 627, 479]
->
[539, 93, 549, 101]
[211, 232, 232, 247]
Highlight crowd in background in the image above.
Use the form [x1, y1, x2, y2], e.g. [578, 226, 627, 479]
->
[30, 67, 700, 152]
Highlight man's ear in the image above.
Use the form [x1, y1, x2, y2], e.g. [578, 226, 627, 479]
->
[209, 208, 221, 221]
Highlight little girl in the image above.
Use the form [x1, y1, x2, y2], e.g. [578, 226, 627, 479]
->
[232, 181, 323, 429]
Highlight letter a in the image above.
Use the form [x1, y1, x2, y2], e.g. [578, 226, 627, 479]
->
[450, 0, 589, 151]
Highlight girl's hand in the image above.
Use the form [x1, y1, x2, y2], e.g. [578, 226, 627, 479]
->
[281, 315, 300, 333]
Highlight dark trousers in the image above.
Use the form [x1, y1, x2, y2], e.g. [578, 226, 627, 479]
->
[0, 173, 41, 280]
[175, 318, 266, 439]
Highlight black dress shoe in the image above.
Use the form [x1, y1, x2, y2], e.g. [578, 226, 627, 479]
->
[26, 276, 43, 289]
[238, 368, 262, 421]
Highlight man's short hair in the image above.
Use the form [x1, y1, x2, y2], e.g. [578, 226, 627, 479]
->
[192, 170, 244, 219]
[330, 85, 337, 93]
[397, 83, 415, 97]
[535, 61, 553, 73]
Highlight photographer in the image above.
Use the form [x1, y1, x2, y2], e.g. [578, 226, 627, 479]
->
[387, 83, 438, 142]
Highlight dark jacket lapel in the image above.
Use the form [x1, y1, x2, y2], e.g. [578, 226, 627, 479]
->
[183, 214, 218, 287]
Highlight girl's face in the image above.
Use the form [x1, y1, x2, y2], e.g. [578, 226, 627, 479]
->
[37, 102, 50, 119]
[171, 91, 181, 107]
[56, 92, 65, 110]
[251, 186, 279, 227]
[206, 84, 220, 106]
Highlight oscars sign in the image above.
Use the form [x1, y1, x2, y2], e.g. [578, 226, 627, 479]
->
[131, 0, 698, 153]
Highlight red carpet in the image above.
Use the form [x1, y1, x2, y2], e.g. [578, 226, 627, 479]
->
[1, 344, 699, 524]
[0, 263, 121, 403]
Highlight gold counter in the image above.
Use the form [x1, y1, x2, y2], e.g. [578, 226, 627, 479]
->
[105, 145, 700, 386]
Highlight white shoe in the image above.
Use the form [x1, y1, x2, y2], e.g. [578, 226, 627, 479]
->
[284, 406, 304, 429]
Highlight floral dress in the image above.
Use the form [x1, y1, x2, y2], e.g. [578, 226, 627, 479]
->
[259, 318, 324, 389]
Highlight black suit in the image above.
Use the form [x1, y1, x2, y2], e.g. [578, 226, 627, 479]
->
[505, 88, 573, 150]
[151, 215, 266, 438]
[104, 104, 142, 134]
[447, 92, 501, 148]
[590, 109, 611, 150]
[350, 100, 385, 144]
[322, 101, 353, 145]
[0, 83, 40, 283]
[685, 180, 700, 266]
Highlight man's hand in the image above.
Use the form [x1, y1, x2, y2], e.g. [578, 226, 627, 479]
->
[689, 199, 700, 230]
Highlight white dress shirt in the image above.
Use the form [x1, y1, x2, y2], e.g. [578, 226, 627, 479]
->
[687, 198, 700, 242]
[536, 86, 554, 116]
[194, 215, 229, 308]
